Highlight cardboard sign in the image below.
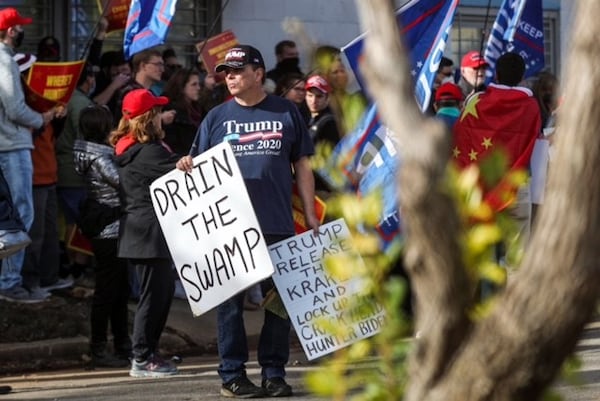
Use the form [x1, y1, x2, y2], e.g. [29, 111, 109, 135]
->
[21, 77, 58, 112]
[530, 138, 550, 204]
[97, 0, 130, 33]
[269, 219, 385, 360]
[26, 61, 85, 106]
[66, 226, 94, 256]
[196, 30, 238, 73]
[150, 142, 274, 316]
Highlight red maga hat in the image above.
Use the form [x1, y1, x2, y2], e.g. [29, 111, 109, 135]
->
[305, 75, 331, 94]
[0, 8, 33, 31]
[435, 82, 464, 102]
[461, 51, 489, 69]
[122, 89, 168, 120]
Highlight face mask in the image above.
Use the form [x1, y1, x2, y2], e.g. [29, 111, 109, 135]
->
[441, 75, 454, 85]
[279, 57, 300, 72]
[14, 30, 25, 48]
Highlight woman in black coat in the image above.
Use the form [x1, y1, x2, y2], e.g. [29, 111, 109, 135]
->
[110, 89, 180, 378]
[162, 68, 205, 156]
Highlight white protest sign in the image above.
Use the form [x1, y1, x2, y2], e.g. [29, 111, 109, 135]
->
[269, 218, 385, 360]
[150, 142, 273, 316]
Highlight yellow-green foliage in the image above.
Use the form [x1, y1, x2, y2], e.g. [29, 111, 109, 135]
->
[305, 149, 530, 400]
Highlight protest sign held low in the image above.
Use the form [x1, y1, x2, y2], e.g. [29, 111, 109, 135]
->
[150, 142, 274, 316]
[269, 218, 385, 360]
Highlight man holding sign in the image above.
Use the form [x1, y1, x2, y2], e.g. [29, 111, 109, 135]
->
[177, 44, 318, 398]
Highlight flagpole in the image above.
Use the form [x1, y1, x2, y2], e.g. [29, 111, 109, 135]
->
[478, 0, 494, 57]
[79, 0, 112, 61]
[196, 0, 231, 58]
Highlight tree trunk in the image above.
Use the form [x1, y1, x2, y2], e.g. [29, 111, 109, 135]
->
[356, 1, 600, 400]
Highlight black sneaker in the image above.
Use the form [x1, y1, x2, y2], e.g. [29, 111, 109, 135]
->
[91, 353, 130, 368]
[221, 375, 266, 398]
[262, 377, 292, 397]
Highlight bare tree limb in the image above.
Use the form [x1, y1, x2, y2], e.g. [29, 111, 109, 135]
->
[432, 1, 600, 399]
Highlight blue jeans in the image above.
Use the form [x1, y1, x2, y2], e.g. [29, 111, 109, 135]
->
[0, 150, 34, 290]
[22, 185, 60, 289]
[217, 234, 291, 383]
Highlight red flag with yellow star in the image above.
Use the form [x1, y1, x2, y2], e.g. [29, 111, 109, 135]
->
[452, 83, 541, 210]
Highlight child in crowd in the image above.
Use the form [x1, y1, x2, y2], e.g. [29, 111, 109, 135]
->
[73, 105, 131, 368]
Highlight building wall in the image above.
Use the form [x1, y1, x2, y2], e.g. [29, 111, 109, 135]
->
[559, 0, 575, 72]
[221, 0, 362, 71]
[222, 0, 564, 77]
[3, 1, 570, 78]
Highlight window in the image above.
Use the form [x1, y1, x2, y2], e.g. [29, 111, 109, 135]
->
[69, 0, 221, 66]
[9, 1, 221, 66]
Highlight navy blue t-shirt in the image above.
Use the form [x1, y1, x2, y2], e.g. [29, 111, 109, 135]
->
[190, 95, 314, 235]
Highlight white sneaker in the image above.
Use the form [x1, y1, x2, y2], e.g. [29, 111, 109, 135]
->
[28, 286, 52, 300]
[41, 277, 74, 292]
[0, 286, 48, 304]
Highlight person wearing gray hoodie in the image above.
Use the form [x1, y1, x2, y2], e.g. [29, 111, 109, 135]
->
[0, 7, 55, 303]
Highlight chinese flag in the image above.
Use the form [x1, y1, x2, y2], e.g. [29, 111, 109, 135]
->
[452, 84, 541, 210]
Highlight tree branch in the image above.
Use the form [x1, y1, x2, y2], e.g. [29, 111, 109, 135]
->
[357, 0, 600, 400]
[354, 1, 473, 400]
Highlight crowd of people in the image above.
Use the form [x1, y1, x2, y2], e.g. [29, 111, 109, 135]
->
[0, 4, 559, 399]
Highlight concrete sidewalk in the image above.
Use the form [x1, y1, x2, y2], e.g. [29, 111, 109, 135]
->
[0, 296, 266, 374]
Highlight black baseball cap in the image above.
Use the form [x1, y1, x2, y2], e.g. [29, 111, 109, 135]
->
[215, 45, 265, 73]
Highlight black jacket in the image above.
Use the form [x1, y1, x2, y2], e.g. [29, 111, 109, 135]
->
[163, 102, 204, 156]
[308, 107, 341, 148]
[114, 140, 179, 259]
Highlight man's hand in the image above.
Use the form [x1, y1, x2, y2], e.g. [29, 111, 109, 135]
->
[110, 73, 130, 90]
[95, 17, 108, 40]
[176, 155, 194, 172]
[54, 105, 67, 119]
[41, 109, 54, 126]
[161, 110, 176, 125]
[305, 213, 320, 236]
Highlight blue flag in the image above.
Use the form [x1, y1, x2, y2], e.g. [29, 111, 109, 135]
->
[319, 0, 458, 253]
[123, 0, 178, 60]
[318, 105, 402, 253]
[343, 0, 459, 112]
[483, 0, 544, 84]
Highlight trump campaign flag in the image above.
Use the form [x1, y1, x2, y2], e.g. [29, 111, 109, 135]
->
[343, 0, 459, 112]
[483, 0, 544, 84]
[123, 0, 178, 59]
[319, 0, 458, 253]
[318, 104, 402, 254]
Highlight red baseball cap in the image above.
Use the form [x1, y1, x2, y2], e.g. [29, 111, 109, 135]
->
[122, 89, 168, 120]
[435, 82, 464, 102]
[0, 8, 33, 31]
[461, 51, 489, 69]
[305, 75, 331, 94]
